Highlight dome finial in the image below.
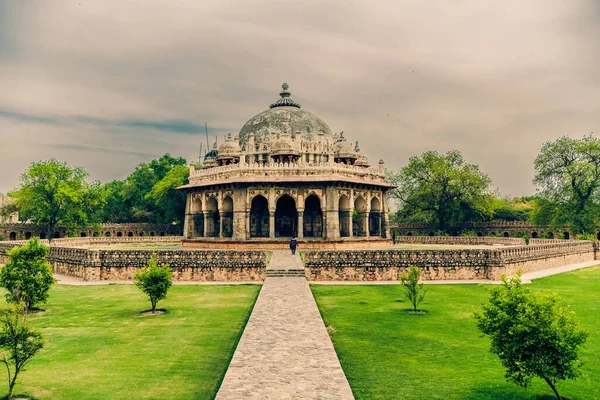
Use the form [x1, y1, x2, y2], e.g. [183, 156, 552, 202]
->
[269, 82, 301, 109]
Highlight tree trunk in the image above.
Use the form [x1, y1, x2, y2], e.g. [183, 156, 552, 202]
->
[543, 377, 562, 400]
[8, 370, 18, 400]
[151, 299, 156, 314]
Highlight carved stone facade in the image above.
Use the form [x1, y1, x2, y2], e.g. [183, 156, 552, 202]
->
[180, 84, 392, 246]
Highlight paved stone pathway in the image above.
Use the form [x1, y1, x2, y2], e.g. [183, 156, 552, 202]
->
[216, 252, 354, 400]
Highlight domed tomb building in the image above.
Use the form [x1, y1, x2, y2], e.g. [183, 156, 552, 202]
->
[180, 83, 392, 247]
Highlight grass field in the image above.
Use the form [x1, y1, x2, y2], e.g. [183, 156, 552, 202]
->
[0, 284, 260, 400]
[312, 266, 600, 400]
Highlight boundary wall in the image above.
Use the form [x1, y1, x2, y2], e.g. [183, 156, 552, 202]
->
[0, 237, 266, 282]
[304, 237, 597, 281]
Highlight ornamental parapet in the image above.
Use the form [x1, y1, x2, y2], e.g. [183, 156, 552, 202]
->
[187, 162, 387, 186]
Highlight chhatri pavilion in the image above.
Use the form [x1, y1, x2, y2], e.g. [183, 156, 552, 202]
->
[180, 83, 392, 248]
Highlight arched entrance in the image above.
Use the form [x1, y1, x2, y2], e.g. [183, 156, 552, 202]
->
[222, 196, 234, 238]
[275, 195, 297, 237]
[9, 232, 16, 241]
[206, 197, 220, 237]
[563, 232, 570, 240]
[354, 196, 367, 237]
[191, 197, 204, 237]
[250, 195, 269, 238]
[339, 195, 351, 237]
[369, 197, 381, 236]
[304, 195, 323, 237]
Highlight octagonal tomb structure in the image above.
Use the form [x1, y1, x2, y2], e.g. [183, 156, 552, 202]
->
[180, 83, 393, 248]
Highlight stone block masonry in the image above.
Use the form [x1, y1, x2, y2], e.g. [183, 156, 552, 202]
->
[304, 241, 597, 281]
[0, 240, 267, 282]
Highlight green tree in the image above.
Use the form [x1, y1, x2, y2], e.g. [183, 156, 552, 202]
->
[399, 266, 427, 312]
[474, 272, 587, 400]
[145, 164, 189, 224]
[9, 159, 105, 239]
[0, 304, 45, 400]
[492, 197, 535, 221]
[102, 154, 187, 223]
[388, 150, 494, 231]
[134, 254, 173, 313]
[533, 135, 600, 235]
[0, 238, 55, 312]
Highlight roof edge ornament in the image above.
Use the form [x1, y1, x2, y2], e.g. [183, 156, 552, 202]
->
[269, 82, 301, 109]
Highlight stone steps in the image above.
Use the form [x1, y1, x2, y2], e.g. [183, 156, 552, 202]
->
[266, 269, 306, 277]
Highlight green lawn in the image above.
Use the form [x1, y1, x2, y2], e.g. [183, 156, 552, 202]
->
[0, 284, 260, 400]
[312, 266, 600, 400]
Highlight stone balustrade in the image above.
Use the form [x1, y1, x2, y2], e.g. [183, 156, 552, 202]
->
[0, 237, 266, 282]
[393, 236, 525, 246]
[304, 240, 597, 281]
[189, 162, 386, 183]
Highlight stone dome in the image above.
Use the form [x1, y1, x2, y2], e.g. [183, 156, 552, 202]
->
[238, 83, 333, 146]
[271, 132, 299, 156]
[217, 133, 241, 160]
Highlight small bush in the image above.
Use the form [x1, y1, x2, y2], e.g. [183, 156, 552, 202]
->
[0, 237, 55, 311]
[399, 266, 427, 312]
[134, 254, 173, 313]
[0, 304, 45, 400]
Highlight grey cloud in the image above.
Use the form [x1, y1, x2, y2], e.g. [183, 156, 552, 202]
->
[1, 0, 599, 196]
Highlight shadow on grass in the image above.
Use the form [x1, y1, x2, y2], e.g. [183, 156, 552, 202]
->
[465, 385, 566, 400]
[400, 309, 429, 314]
[139, 308, 169, 316]
[0, 394, 42, 400]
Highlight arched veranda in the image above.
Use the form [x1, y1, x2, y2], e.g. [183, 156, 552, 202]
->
[275, 194, 297, 237]
[303, 194, 323, 237]
[250, 195, 269, 238]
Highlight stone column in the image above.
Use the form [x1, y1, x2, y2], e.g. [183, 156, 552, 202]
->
[297, 211, 304, 239]
[383, 193, 391, 239]
[348, 212, 353, 238]
[269, 211, 275, 238]
[203, 211, 210, 238]
[219, 209, 224, 238]
[364, 201, 371, 238]
[183, 194, 192, 239]
[325, 186, 339, 239]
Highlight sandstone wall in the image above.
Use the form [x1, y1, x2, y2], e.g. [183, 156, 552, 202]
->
[304, 241, 597, 281]
[393, 236, 524, 246]
[0, 241, 267, 282]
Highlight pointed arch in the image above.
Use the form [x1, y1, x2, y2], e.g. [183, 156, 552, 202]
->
[369, 197, 382, 236]
[222, 195, 234, 238]
[353, 196, 367, 237]
[339, 194, 351, 237]
[250, 195, 269, 238]
[275, 194, 297, 237]
[205, 196, 219, 237]
[304, 194, 323, 237]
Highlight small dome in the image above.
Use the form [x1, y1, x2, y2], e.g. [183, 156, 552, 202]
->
[203, 142, 219, 168]
[271, 132, 299, 156]
[217, 133, 241, 160]
[333, 132, 357, 160]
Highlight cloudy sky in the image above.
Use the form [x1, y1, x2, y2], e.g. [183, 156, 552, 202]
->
[1, 0, 599, 195]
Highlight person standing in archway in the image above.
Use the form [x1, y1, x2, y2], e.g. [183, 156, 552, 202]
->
[290, 237, 298, 255]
